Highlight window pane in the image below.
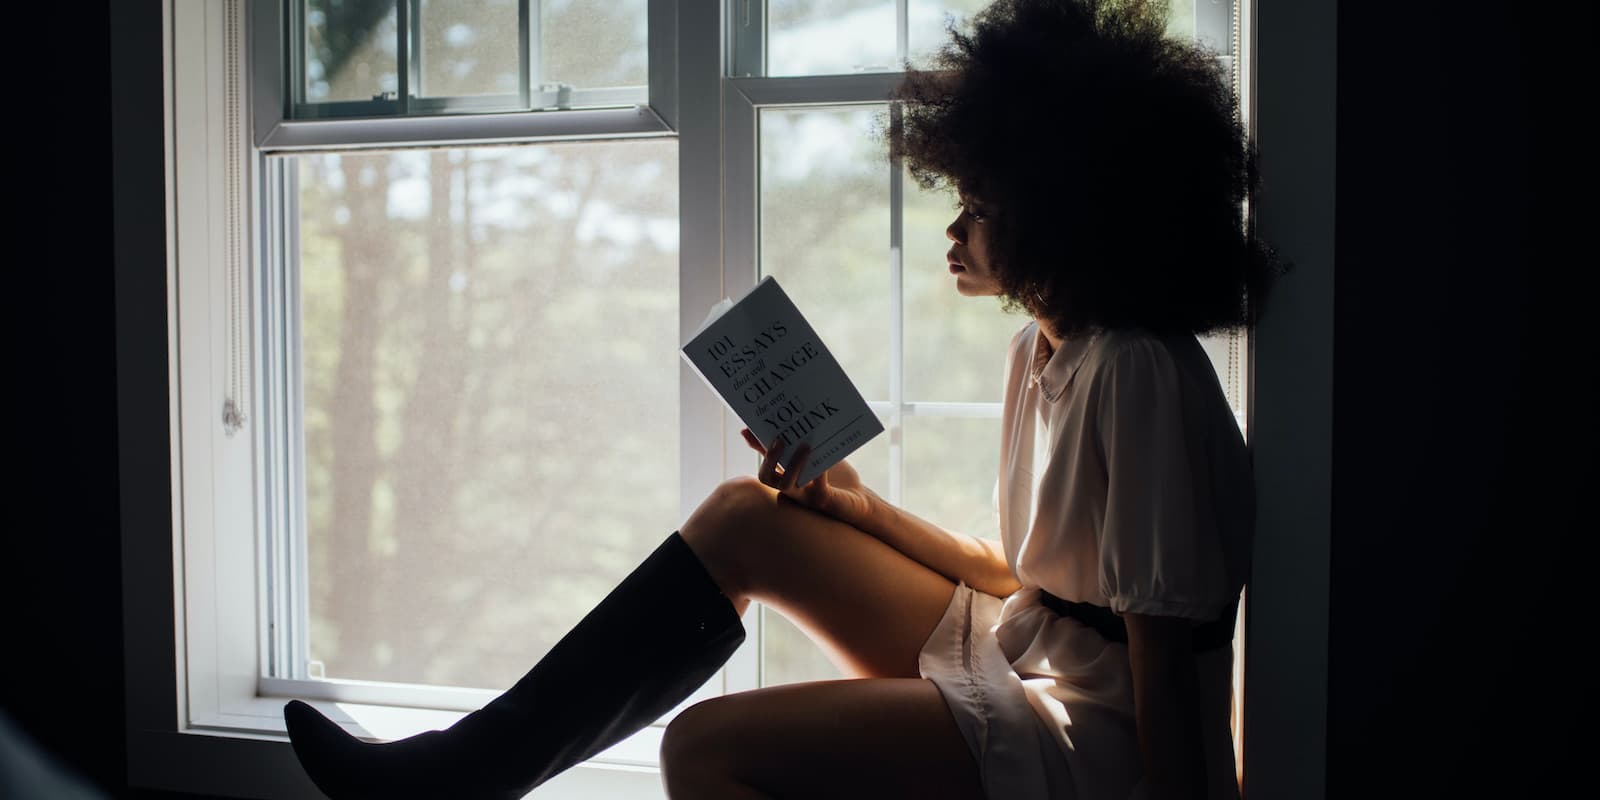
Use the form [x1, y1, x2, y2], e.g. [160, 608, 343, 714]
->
[902, 166, 1027, 402]
[763, 0, 1229, 77]
[305, 0, 399, 103]
[761, 608, 845, 685]
[541, 0, 649, 90]
[296, 141, 679, 689]
[1165, 0, 1235, 56]
[768, 0, 895, 76]
[759, 106, 890, 402]
[903, 415, 1002, 542]
[764, 0, 990, 76]
[416, 0, 520, 97]
[907, 0, 988, 69]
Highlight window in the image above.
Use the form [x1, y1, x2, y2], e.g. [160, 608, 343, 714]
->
[291, 0, 651, 118]
[142, 1, 1259, 797]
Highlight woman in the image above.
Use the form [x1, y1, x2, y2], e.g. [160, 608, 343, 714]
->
[284, 0, 1282, 797]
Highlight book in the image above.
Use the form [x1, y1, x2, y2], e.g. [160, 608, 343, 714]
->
[681, 275, 884, 488]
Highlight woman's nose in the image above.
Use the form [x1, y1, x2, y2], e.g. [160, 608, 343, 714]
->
[946, 216, 964, 244]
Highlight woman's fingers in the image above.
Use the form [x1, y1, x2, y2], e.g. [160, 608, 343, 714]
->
[758, 437, 786, 487]
[781, 443, 812, 493]
[749, 432, 815, 496]
[741, 427, 765, 454]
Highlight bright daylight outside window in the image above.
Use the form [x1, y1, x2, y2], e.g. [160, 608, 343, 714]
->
[290, 144, 680, 692]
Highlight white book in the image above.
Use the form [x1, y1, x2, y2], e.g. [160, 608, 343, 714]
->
[681, 275, 884, 488]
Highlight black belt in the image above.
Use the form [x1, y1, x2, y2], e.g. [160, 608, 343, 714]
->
[1039, 591, 1238, 653]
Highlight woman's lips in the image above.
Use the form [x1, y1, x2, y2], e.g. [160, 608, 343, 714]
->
[949, 260, 966, 273]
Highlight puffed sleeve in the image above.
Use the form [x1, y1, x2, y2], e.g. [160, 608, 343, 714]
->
[1093, 336, 1230, 621]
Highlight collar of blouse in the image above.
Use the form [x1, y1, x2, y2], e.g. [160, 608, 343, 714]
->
[1029, 322, 1100, 403]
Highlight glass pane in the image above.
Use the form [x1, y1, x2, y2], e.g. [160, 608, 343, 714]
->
[764, 0, 1231, 77]
[903, 166, 1028, 402]
[305, 0, 399, 103]
[907, 0, 988, 69]
[768, 0, 894, 76]
[296, 140, 679, 689]
[758, 423, 890, 686]
[759, 106, 890, 402]
[1166, 0, 1235, 56]
[416, 0, 520, 97]
[541, 0, 649, 90]
[761, 606, 846, 685]
[903, 416, 1003, 542]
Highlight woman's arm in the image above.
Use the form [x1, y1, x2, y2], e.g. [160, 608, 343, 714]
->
[846, 487, 1023, 598]
[1125, 611, 1208, 800]
[745, 431, 1015, 595]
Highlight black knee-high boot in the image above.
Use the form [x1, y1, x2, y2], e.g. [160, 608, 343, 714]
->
[283, 530, 745, 799]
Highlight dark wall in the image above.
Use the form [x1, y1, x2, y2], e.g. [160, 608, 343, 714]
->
[1330, 2, 1572, 796]
[4, 0, 1564, 798]
[3, 0, 126, 796]
[3, 2, 212, 798]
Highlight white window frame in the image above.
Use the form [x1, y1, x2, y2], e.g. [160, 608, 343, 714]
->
[123, 1, 1335, 798]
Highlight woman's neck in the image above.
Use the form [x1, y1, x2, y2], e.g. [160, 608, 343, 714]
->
[1037, 319, 1062, 357]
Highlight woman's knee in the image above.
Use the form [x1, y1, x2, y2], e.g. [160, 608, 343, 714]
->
[679, 476, 775, 600]
[659, 697, 737, 790]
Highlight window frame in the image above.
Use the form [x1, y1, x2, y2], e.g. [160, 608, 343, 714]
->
[121, 1, 1335, 798]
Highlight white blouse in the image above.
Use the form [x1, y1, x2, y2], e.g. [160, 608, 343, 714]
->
[997, 320, 1254, 623]
[928, 319, 1254, 799]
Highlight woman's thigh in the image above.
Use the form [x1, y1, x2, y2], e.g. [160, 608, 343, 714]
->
[660, 678, 986, 800]
[679, 477, 959, 680]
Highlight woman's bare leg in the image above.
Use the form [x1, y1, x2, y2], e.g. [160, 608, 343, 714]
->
[660, 678, 985, 799]
[676, 475, 961, 680]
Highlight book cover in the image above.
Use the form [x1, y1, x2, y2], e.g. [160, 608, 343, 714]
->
[681, 275, 884, 488]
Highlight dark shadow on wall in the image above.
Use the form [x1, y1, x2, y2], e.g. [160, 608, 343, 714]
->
[1328, 2, 1575, 797]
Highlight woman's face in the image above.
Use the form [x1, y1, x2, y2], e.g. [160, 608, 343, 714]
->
[945, 193, 1004, 297]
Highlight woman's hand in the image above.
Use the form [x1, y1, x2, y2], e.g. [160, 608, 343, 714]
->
[742, 427, 878, 527]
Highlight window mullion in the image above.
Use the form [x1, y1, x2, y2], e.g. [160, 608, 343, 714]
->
[517, 0, 532, 109]
[729, 0, 764, 77]
[894, 0, 907, 68]
[284, 157, 313, 683]
[888, 104, 905, 508]
[396, 0, 411, 112]
[286, 0, 303, 114]
[260, 153, 287, 683]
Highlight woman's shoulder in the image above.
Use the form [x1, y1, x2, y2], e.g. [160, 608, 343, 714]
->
[1084, 326, 1184, 375]
[1003, 319, 1041, 369]
[1010, 319, 1039, 349]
